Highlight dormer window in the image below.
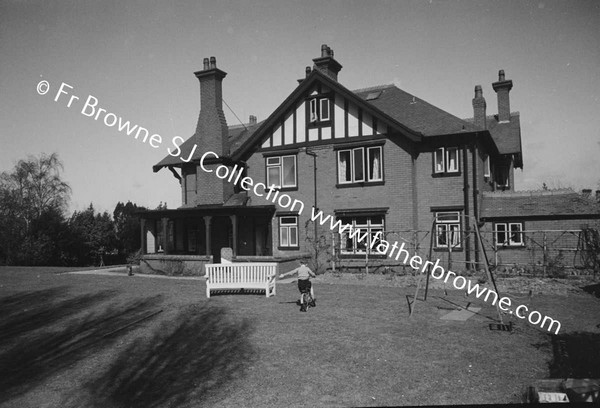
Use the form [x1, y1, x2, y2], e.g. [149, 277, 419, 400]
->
[309, 97, 330, 123]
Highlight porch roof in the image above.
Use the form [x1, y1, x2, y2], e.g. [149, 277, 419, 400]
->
[139, 204, 276, 219]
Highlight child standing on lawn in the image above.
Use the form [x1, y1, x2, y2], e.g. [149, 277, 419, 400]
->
[279, 262, 316, 311]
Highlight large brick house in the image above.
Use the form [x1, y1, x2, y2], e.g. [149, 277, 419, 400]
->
[139, 45, 599, 274]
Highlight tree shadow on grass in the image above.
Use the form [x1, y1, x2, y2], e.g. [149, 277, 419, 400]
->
[549, 332, 600, 378]
[0, 287, 117, 346]
[0, 295, 163, 402]
[77, 304, 255, 408]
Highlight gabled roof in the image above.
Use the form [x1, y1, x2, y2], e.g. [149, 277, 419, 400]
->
[154, 68, 510, 171]
[354, 85, 481, 137]
[480, 189, 600, 220]
[231, 69, 423, 161]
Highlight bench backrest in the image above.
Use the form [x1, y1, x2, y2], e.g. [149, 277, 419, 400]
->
[205, 262, 277, 284]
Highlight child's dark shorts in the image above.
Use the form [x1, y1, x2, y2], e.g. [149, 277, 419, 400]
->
[298, 279, 312, 293]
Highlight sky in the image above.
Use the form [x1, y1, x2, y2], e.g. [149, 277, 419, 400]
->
[1, 0, 599, 215]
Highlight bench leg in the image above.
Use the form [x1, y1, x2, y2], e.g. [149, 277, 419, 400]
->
[206, 286, 211, 298]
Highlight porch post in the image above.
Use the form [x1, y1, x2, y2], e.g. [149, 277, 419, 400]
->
[230, 215, 238, 257]
[203, 216, 212, 257]
[140, 218, 146, 254]
[162, 218, 169, 255]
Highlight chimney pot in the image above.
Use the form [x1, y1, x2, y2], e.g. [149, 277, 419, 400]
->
[210, 56, 216, 69]
[203, 58, 210, 70]
[499, 69, 505, 81]
[313, 44, 342, 81]
[321, 44, 328, 57]
[305, 66, 311, 77]
[474, 85, 482, 98]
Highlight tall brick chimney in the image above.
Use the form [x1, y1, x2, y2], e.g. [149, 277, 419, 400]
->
[472, 85, 487, 129]
[492, 69, 513, 123]
[194, 56, 229, 156]
[190, 57, 233, 206]
[312, 44, 342, 81]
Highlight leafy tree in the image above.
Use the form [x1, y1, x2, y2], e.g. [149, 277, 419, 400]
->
[113, 201, 147, 257]
[0, 153, 70, 228]
[0, 153, 71, 265]
[68, 204, 118, 266]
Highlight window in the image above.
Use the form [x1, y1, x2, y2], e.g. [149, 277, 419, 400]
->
[495, 222, 524, 247]
[309, 97, 330, 123]
[433, 147, 460, 174]
[266, 155, 296, 188]
[484, 156, 491, 178]
[279, 216, 298, 248]
[338, 146, 383, 184]
[495, 165, 509, 188]
[434, 211, 461, 249]
[184, 170, 196, 204]
[338, 215, 384, 255]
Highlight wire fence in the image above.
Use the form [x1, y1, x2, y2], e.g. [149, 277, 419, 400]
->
[329, 227, 600, 277]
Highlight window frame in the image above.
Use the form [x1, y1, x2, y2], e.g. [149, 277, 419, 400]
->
[433, 147, 461, 176]
[265, 154, 297, 190]
[278, 216, 299, 249]
[337, 214, 385, 257]
[494, 222, 524, 247]
[308, 97, 331, 124]
[434, 211, 462, 249]
[337, 145, 383, 186]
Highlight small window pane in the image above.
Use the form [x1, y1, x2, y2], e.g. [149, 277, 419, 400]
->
[289, 227, 298, 246]
[436, 225, 448, 247]
[437, 212, 460, 222]
[449, 224, 460, 246]
[496, 224, 507, 245]
[368, 147, 382, 181]
[320, 99, 330, 121]
[355, 230, 367, 253]
[338, 151, 352, 183]
[342, 233, 353, 253]
[267, 157, 280, 165]
[281, 217, 296, 225]
[354, 216, 368, 225]
[510, 223, 523, 244]
[267, 167, 280, 187]
[353, 148, 364, 182]
[282, 156, 296, 187]
[447, 148, 459, 172]
[280, 228, 289, 246]
[310, 99, 318, 121]
[434, 148, 445, 173]
[369, 215, 384, 225]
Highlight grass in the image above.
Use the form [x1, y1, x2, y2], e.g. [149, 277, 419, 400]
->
[0, 266, 599, 407]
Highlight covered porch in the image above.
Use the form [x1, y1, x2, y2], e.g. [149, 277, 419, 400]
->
[140, 205, 275, 263]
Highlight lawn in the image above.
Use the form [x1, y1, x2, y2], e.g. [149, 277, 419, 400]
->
[0, 266, 599, 407]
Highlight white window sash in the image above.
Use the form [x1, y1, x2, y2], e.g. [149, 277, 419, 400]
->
[509, 223, 523, 245]
[434, 148, 445, 173]
[446, 148, 459, 173]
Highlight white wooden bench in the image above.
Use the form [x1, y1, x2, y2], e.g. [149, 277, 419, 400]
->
[204, 262, 278, 298]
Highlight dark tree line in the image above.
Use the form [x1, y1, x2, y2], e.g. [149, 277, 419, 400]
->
[0, 153, 146, 266]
